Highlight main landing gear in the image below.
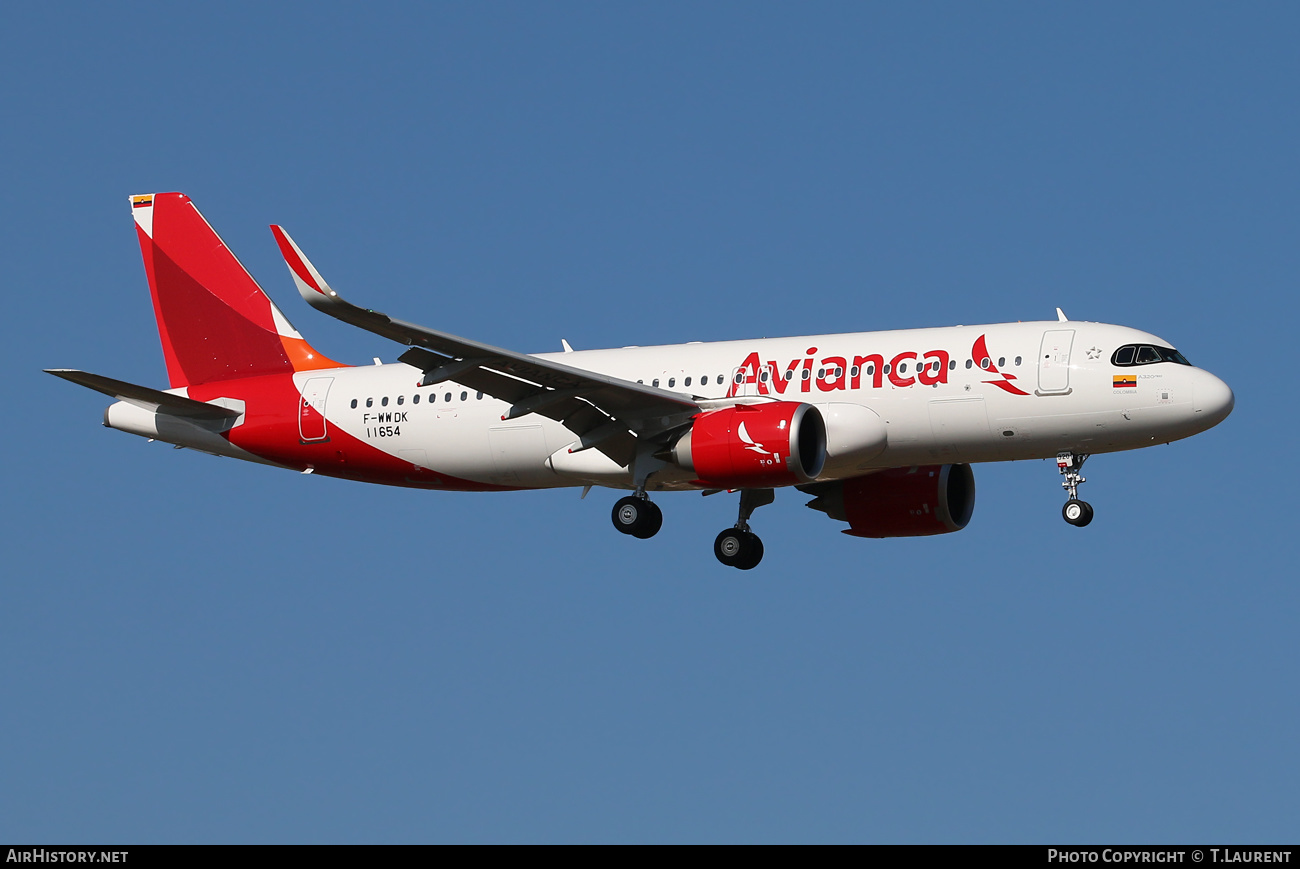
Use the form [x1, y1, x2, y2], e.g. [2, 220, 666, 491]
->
[1057, 452, 1094, 527]
[609, 487, 773, 570]
[714, 489, 773, 570]
[611, 494, 662, 539]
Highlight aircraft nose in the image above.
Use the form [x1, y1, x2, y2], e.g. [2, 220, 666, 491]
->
[1193, 371, 1234, 427]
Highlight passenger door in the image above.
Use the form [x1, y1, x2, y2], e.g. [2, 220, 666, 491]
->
[1037, 330, 1075, 395]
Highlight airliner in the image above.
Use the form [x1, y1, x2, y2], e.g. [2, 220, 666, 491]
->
[49, 193, 1235, 569]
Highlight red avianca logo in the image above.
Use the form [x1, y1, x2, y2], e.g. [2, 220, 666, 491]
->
[726, 334, 1030, 397]
[971, 334, 1030, 396]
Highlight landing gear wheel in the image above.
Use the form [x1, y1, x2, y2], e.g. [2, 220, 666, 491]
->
[736, 534, 764, 570]
[714, 528, 764, 569]
[612, 496, 662, 539]
[634, 501, 663, 538]
[1062, 499, 1094, 527]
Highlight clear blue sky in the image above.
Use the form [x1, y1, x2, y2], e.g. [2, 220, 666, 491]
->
[2, 3, 1296, 843]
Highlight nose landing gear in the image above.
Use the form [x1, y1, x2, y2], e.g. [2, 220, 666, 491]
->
[714, 488, 773, 570]
[1057, 452, 1094, 527]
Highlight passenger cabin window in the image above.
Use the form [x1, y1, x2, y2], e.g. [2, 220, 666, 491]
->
[1111, 344, 1192, 367]
[413, 394, 420, 404]
[381, 397, 389, 407]
[397, 395, 404, 405]
[366, 398, 373, 408]
[350, 399, 358, 409]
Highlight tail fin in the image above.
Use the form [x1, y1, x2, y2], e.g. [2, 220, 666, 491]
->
[132, 192, 340, 388]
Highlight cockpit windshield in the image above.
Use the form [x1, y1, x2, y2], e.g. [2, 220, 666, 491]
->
[1111, 344, 1191, 367]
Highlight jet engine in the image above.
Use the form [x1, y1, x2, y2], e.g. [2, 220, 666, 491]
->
[671, 402, 826, 488]
[804, 464, 975, 537]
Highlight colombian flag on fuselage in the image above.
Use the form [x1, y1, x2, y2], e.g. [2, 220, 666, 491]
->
[1114, 375, 1137, 388]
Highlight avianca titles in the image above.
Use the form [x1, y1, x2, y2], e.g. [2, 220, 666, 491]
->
[50, 193, 1235, 569]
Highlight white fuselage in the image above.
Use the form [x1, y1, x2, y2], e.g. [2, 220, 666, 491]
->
[270, 319, 1232, 491]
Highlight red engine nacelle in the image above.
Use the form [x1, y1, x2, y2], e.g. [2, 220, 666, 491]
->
[805, 464, 975, 537]
[672, 402, 827, 488]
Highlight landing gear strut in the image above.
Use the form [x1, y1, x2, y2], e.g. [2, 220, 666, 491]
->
[715, 489, 773, 570]
[1057, 452, 1094, 527]
[612, 493, 662, 539]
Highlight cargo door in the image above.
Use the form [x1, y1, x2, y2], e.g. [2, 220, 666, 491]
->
[928, 398, 991, 459]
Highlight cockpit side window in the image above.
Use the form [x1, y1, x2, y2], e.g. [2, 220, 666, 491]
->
[1111, 344, 1193, 367]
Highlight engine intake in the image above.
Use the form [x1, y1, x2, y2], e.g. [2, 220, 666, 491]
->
[672, 402, 826, 488]
[805, 464, 975, 537]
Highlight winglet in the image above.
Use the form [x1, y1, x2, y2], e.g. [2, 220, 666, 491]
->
[270, 225, 342, 311]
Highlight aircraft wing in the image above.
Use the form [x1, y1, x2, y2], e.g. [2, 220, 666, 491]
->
[270, 226, 700, 466]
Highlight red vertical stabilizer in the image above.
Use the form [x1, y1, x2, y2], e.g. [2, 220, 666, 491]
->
[132, 192, 341, 388]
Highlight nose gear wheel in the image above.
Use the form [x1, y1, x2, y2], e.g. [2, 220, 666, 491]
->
[1057, 452, 1094, 527]
[1062, 498, 1094, 527]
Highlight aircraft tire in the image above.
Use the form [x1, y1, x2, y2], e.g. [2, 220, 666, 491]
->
[632, 500, 663, 539]
[1063, 499, 1094, 527]
[715, 528, 762, 569]
[714, 529, 744, 566]
[736, 534, 764, 570]
[612, 496, 661, 538]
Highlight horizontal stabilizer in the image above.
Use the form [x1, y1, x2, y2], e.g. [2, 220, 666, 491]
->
[46, 369, 242, 420]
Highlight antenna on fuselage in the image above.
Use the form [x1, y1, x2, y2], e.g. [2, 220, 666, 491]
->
[1056, 307, 1068, 322]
